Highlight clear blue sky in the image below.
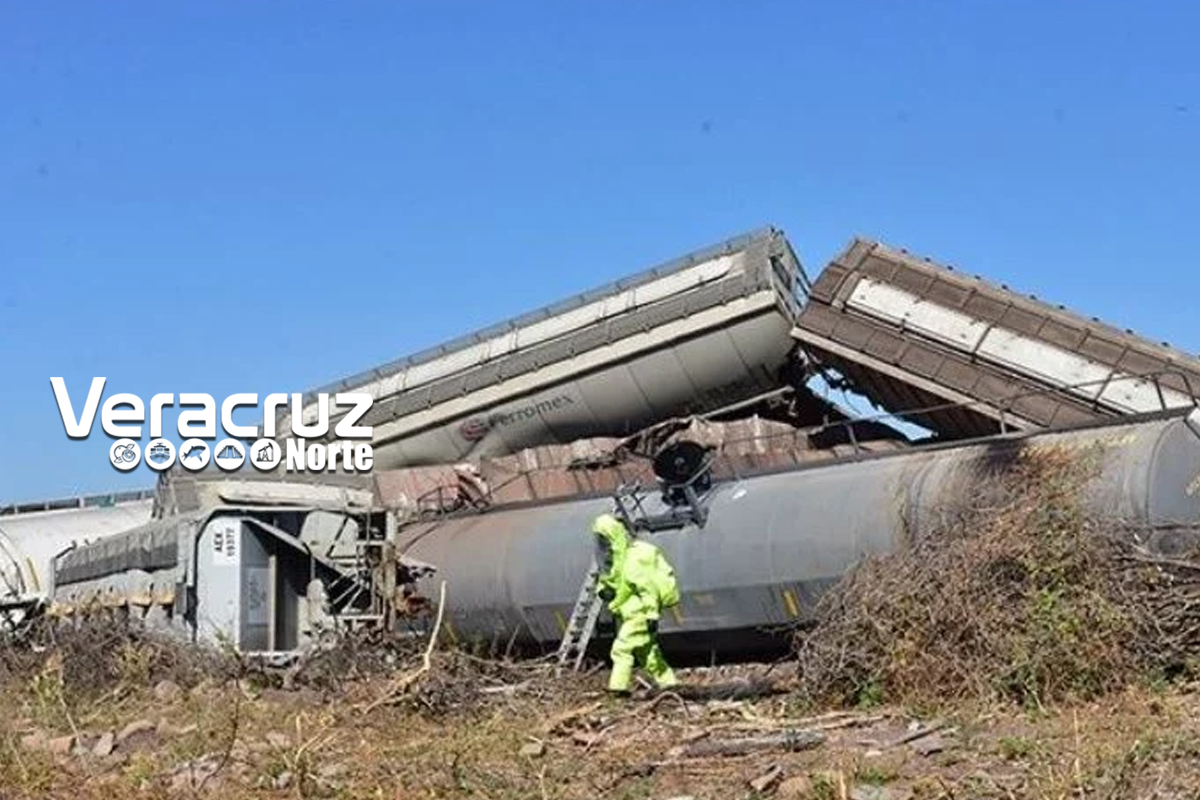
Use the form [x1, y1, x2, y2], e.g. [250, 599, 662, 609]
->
[2, 2, 1198, 503]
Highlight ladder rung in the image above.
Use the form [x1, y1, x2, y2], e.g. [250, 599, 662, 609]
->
[556, 557, 607, 671]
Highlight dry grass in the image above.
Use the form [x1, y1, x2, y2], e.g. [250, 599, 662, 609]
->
[1, 616, 232, 700]
[4, 619, 1200, 798]
[8, 442, 1200, 797]
[795, 443, 1200, 711]
[5, 652, 1200, 799]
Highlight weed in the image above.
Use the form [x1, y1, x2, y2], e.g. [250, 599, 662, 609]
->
[792, 444, 1193, 710]
[114, 641, 154, 686]
[25, 654, 71, 732]
[854, 678, 885, 709]
[811, 771, 839, 800]
[121, 751, 159, 791]
[856, 763, 897, 785]
[263, 712, 341, 798]
[998, 735, 1036, 760]
[0, 733, 55, 796]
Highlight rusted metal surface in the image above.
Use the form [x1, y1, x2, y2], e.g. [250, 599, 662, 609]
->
[369, 413, 908, 513]
[147, 387, 909, 522]
[795, 238, 1200, 439]
[372, 463, 490, 516]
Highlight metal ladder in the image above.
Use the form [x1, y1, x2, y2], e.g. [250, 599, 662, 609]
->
[554, 557, 606, 674]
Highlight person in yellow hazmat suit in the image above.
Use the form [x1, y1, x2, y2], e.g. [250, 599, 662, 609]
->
[591, 513, 681, 695]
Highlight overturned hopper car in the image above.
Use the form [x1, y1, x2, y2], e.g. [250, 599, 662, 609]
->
[397, 409, 1200, 663]
[277, 227, 808, 470]
[794, 239, 1200, 439]
[47, 503, 436, 653]
[0, 490, 155, 623]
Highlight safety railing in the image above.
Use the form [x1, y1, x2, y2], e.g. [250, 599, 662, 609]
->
[0, 488, 157, 517]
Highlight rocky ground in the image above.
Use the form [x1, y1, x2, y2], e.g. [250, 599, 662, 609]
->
[3, 652, 1200, 800]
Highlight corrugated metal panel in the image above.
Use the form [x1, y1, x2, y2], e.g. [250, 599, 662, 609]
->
[794, 238, 1200, 439]
[54, 520, 181, 587]
[0, 489, 156, 517]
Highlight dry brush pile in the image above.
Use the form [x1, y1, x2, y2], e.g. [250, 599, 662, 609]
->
[0, 614, 584, 725]
[795, 442, 1200, 710]
[0, 616, 232, 702]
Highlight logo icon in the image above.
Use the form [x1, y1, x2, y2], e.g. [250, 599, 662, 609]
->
[459, 417, 489, 442]
[109, 439, 141, 471]
[179, 439, 211, 471]
[213, 438, 246, 471]
[249, 438, 281, 471]
[145, 438, 176, 471]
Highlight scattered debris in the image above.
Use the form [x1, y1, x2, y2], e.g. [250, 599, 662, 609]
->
[519, 740, 546, 758]
[669, 728, 825, 759]
[359, 581, 447, 713]
[7, 600, 1200, 799]
[777, 775, 812, 799]
[92, 731, 115, 757]
[748, 763, 784, 793]
[153, 679, 182, 702]
[116, 719, 156, 745]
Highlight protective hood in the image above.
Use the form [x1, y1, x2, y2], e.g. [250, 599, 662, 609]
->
[591, 513, 630, 559]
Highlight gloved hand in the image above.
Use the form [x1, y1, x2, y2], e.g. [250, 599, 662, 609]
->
[598, 586, 615, 603]
[647, 619, 659, 636]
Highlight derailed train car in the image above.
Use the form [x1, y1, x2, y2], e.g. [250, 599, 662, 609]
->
[6, 228, 810, 630]
[0, 490, 155, 627]
[41, 408, 1200, 656]
[396, 408, 1200, 662]
[47, 500, 435, 653]
[276, 227, 809, 469]
[20, 227, 1200, 658]
[793, 238, 1200, 438]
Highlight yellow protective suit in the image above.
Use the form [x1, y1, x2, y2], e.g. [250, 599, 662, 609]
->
[591, 513, 680, 693]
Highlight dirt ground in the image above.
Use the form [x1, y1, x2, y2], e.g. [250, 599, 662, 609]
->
[4, 655, 1200, 800]
[9, 450, 1200, 799]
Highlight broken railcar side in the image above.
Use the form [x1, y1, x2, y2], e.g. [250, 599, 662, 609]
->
[794, 238, 1200, 439]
